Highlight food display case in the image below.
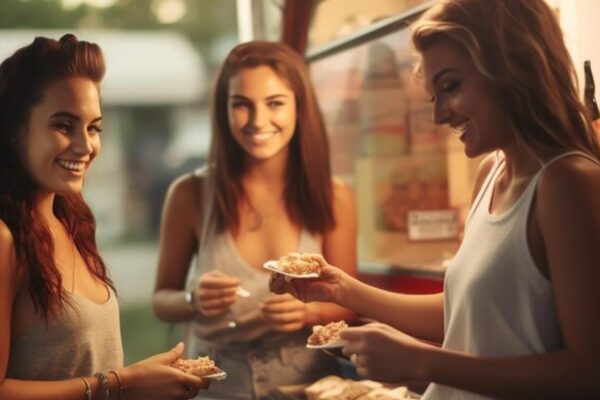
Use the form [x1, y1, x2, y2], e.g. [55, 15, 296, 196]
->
[307, 1, 482, 289]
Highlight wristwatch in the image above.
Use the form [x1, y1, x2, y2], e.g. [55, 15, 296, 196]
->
[185, 290, 196, 312]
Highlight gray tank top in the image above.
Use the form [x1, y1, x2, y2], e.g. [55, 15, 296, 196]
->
[186, 169, 340, 399]
[8, 288, 123, 380]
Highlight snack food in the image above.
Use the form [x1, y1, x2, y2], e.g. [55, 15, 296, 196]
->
[172, 356, 223, 378]
[305, 375, 345, 400]
[276, 253, 325, 275]
[308, 320, 348, 346]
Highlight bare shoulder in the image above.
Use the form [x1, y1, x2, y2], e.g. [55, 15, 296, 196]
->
[331, 177, 355, 211]
[165, 172, 204, 212]
[537, 155, 600, 201]
[0, 218, 19, 285]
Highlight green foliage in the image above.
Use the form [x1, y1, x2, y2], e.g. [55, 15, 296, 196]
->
[0, 0, 238, 67]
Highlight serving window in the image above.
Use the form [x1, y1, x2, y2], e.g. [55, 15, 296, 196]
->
[307, 2, 482, 278]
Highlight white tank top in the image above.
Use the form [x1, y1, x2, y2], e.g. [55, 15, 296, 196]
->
[423, 151, 598, 400]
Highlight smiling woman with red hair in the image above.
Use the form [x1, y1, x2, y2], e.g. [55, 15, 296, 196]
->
[0, 34, 208, 400]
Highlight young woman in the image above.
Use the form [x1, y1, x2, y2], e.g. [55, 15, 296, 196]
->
[152, 41, 357, 399]
[0, 34, 208, 400]
[270, 1, 600, 399]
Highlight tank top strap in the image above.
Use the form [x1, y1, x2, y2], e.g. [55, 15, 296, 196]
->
[466, 153, 505, 223]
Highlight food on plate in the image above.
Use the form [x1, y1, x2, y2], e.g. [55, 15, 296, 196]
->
[303, 375, 417, 400]
[305, 376, 345, 400]
[308, 320, 348, 346]
[172, 356, 223, 378]
[276, 253, 325, 276]
[317, 380, 382, 400]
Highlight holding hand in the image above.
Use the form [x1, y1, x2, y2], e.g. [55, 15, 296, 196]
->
[260, 293, 308, 332]
[268, 256, 348, 305]
[119, 342, 209, 400]
[193, 270, 240, 317]
[341, 323, 431, 383]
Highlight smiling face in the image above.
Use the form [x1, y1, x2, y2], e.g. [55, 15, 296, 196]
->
[19, 77, 102, 196]
[227, 65, 297, 162]
[421, 38, 512, 158]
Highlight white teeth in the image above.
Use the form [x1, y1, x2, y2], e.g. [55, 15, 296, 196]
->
[57, 159, 85, 172]
[450, 121, 470, 134]
[250, 131, 276, 141]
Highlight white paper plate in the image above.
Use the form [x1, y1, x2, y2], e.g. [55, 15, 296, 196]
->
[262, 260, 320, 280]
[306, 340, 345, 349]
[203, 371, 227, 381]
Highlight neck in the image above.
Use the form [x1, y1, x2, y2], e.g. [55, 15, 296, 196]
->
[244, 149, 289, 188]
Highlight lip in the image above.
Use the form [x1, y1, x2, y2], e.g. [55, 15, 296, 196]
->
[449, 120, 471, 140]
[245, 130, 277, 145]
[55, 159, 88, 176]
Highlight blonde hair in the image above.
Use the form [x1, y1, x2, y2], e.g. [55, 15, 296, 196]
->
[411, 0, 600, 159]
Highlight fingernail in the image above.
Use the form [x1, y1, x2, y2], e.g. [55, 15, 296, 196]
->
[174, 342, 184, 351]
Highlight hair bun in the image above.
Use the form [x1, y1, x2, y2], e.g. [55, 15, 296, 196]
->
[59, 33, 78, 44]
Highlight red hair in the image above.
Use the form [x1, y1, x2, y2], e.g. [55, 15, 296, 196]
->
[0, 34, 114, 321]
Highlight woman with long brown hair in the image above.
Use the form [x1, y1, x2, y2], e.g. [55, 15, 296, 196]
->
[270, 1, 600, 398]
[153, 41, 357, 399]
[0, 34, 208, 400]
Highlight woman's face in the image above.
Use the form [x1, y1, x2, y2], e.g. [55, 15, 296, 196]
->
[227, 65, 297, 161]
[19, 77, 102, 196]
[420, 38, 511, 158]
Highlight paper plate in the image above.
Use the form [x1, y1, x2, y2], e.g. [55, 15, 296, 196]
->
[262, 260, 320, 280]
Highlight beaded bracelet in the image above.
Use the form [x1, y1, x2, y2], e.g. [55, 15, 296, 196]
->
[80, 376, 92, 400]
[94, 372, 110, 400]
[108, 370, 125, 400]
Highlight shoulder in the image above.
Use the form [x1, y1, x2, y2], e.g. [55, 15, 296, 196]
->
[0, 218, 19, 286]
[331, 177, 355, 210]
[166, 172, 203, 207]
[537, 154, 600, 204]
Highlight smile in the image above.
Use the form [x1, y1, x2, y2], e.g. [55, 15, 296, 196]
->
[56, 159, 86, 172]
[449, 120, 470, 136]
[247, 130, 277, 143]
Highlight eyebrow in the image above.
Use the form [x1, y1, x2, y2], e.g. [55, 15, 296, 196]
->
[229, 94, 289, 101]
[49, 111, 102, 124]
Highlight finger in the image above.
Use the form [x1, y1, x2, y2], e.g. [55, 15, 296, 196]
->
[260, 299, 304, 313]
[197, 287, 238, 300]
[151, 342, 184, 364]
[199, 296, 236, 310]
[262, 309, 305, 324]
[262, 293, 295, 304]
[200, 272, 240, 289]
[338, 326, 371, 341]
[273, 321, 304, 332]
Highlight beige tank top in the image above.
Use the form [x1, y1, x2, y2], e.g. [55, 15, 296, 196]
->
[7, 288, 123, 380]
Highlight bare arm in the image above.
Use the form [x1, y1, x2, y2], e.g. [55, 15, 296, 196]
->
[342, 157, 600, 399]
[306, 179, 358, 326]
[152, 174, 201, 322]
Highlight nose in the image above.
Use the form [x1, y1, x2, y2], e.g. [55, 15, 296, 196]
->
[71, 129, 94, 155]
[248, 104, 267, 130]
[433, 98, 451, 125]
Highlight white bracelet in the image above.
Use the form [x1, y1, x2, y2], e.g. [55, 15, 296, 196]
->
[81, 376, 92, 400]
[185, 290, 196, 313]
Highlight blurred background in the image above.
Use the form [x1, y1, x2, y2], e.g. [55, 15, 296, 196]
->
[2, 0, 598, 365]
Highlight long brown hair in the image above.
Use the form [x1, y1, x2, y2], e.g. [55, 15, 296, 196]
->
[207, 41, 334, 235]
[411, 0, 600, 159]
[0, 34, 115, 321]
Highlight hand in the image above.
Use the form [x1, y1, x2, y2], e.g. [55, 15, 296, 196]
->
[340, 323, 430, 383]
[260, 293, 308, 332]
[194, 270, 240, 317]
[268, 256, 348, 304]
[120, 342, 210, 400]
